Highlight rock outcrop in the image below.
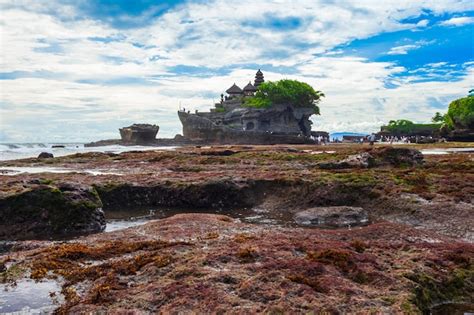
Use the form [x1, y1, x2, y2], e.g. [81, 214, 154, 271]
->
[178, 70, 320, 144]
[178, 107, 316, 144]
[0, 183, 105, 240]
[119, 124, 159, 144]
[319, 147, 423, 169]
[37, 152, 54, 159]
[294, 206, 369, 228]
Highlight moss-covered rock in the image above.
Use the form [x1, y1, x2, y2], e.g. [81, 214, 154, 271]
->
[0, 183, 105, 240]
[407, 267, 474, 313]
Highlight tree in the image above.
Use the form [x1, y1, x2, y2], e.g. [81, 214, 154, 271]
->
[384, 119, 441, 136]
[431, 112, 445, 123]
[444, 95, 474, 130]
[244, 79, 324, 114]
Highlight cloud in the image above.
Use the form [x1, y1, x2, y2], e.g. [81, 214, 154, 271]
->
[1, 0, 473, 141]
[386, 40, 435, 55]
[440, 16, 474, 26]
[387, 44, 421, 55]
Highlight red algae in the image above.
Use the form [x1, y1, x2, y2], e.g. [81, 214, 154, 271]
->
[0, 145, 472, 312]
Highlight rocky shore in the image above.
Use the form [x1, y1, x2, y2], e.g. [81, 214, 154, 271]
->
[0, 144, 473, 313]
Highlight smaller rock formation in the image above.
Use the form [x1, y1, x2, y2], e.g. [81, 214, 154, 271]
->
[119, 124, 159, 144]
[319, 147, 423, 169]
[294, 206, 369, 228]
[38, 152, 54, 159]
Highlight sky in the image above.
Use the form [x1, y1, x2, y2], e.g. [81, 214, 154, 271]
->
[0, 0, 473, 142]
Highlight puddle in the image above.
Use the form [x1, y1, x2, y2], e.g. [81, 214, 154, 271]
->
[0, 166, 122, 176]
[104, 206, 298, 232]
[421, 148, 474, 155]
[104, 205, 370, 233]
[0, 279, 62, 314]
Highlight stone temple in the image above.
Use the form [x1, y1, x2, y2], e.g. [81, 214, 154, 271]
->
[178, 70, 317, 144]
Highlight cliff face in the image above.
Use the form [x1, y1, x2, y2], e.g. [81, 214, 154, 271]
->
[178, 104, 315, 144]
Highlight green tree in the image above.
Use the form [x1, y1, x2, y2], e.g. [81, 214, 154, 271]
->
[386, 119, 415, 134]
[244, 79, 324, 114]
[444, 95, 474, 130]
[431, 112, 445, 123]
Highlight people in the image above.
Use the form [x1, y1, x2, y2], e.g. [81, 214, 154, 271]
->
[368, 133, 376, 146]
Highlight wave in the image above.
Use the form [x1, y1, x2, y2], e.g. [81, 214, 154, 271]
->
[0, 143, 176, 161]
[0, 143, 50, 150]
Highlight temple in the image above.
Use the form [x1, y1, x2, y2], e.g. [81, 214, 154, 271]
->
[178, 70, 318, 144]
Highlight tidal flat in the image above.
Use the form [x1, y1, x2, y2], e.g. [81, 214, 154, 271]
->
[0, 143, 472, 313]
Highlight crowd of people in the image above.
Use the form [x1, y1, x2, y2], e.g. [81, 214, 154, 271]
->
[312, 134, 441, 145]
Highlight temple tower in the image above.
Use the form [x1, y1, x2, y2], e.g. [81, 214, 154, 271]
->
[254, 69, 264, 87]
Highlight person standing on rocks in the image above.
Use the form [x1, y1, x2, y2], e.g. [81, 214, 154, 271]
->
[368, 133, 376, 146]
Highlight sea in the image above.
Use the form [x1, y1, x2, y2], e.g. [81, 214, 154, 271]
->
[0, 143, 176, 161]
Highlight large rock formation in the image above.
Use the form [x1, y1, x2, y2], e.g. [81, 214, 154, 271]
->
[178, 70, 317, 144]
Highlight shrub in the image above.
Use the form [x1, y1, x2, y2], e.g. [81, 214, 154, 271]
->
[244, 79, 324, 114]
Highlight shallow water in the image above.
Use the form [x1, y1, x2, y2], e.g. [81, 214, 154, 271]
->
[0, 143, 177, 161]
[104, 206, 297, 232]
[421, 147, 474, 155]
[0, 166, 123, 176]
[0, 279, 62, 314]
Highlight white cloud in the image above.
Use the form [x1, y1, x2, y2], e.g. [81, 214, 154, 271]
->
[440, 16, 474, 26]
[0, 0, 473, 141]
[416, 19, 429, 27]
[387, 40, 436, 55]
[387, 44, 421, 55]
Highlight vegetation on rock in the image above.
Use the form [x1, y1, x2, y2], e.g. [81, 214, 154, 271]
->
[383, 119, 441, 135]
[444, 95, 474, 130]
[244, 79, 324, 114]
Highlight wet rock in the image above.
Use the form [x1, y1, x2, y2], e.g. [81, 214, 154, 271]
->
[319, 147, 423, 169]
[0, 184, 105, 240]
[294, 206, 369, 228]
[200, 149, 238, 156]
[37, 152, 54, 159]
[371, 147, 423, 166]
[319, 152, 374, 169]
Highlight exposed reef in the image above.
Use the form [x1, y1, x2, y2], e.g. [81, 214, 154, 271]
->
[1, 214, 472, 313]
[0, 143, 473, 312]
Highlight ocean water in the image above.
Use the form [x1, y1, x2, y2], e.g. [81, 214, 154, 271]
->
[0, 143, 177, 161]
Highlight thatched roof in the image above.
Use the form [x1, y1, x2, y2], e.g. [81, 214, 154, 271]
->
[243, 81, 257, 92]
[226, 83, 243, 94]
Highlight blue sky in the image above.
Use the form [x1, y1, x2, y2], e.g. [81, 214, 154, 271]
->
[0, 0, 473, 142]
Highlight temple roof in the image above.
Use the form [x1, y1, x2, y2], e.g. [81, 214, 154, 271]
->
[226, 83, 243, 94]
[254, 69, 264, 87]
[243, 81, 257, 92]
